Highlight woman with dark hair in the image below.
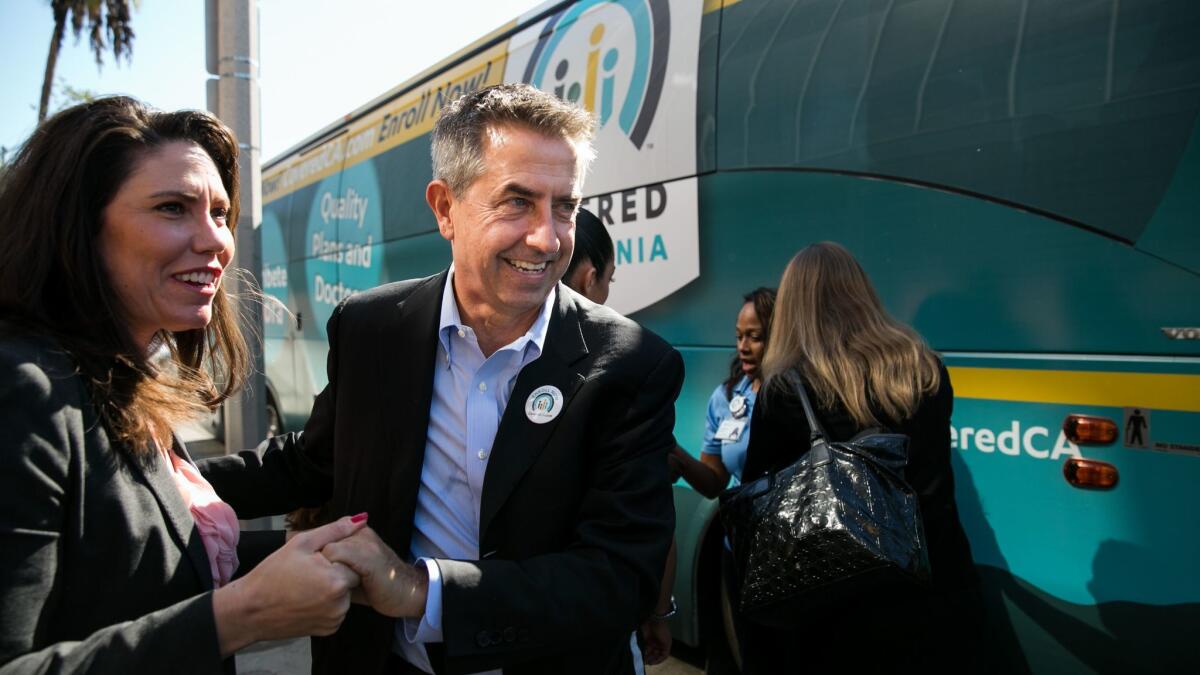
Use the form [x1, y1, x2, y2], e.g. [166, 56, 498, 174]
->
[738, 242, 982, 673]
[563, 207, 615, 304]
[0, 96, 365, 674]
[670, 287, 776, 496]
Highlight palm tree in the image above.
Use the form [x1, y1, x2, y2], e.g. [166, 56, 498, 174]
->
[38, 0, 136, 124]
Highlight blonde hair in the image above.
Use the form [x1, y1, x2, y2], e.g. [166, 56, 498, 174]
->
[762, 242, 941, 428]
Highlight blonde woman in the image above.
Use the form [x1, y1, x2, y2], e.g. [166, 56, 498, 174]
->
[739, 242, 982, 673]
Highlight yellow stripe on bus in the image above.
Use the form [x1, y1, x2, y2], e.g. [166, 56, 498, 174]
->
[262, 43, 508, 202]
[703, 0, 742, 14]
[948, 367, 1200, 413]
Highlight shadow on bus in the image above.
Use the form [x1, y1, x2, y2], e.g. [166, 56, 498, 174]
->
[954, 453, 1200, 673]
[952, 451, 1032, 673]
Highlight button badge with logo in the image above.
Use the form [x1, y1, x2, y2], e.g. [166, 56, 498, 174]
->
[729, 394, 748, 419]
[526, 385, 565, 424]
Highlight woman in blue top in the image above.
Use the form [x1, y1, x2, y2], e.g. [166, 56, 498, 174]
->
[670, 287, 776, 496]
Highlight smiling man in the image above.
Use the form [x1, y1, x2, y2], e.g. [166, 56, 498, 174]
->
[426, 117, 585, 356]
[203, 84, 683, 675]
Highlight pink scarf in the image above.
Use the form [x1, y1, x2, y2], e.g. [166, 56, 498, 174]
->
[165, 450, 240, 587]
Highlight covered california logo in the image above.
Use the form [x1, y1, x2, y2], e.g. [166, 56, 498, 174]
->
[508, 0, 701, 317]
[522, 0, 669, 150]
[525, 385, 565, 424]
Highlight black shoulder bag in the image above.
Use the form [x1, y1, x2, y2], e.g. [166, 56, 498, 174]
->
[718, 369, 931, 628]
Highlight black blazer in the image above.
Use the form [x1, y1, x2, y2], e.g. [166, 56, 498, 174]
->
[0, 329, 235, 674]
[202, 271, 684, 675]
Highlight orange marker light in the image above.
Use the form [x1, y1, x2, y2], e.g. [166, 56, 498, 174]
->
[1063, 414, 1118, 445]
[1063, 458, 1119, 490]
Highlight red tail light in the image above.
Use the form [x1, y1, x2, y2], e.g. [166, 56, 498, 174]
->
[1063, 415, 1118, 445]
[1063, 458, 1119, 490]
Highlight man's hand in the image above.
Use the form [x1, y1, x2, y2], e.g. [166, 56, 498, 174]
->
[213, 515, 365, 656]
[640, 618, 672, 666]
[321, 525, 429, 619]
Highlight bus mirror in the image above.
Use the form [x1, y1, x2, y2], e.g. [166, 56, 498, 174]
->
[1062, 414, 1117, 445]
[1063, 458, 1119, 490]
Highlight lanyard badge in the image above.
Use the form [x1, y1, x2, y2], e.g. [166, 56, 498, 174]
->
[729, 394, 748, 419]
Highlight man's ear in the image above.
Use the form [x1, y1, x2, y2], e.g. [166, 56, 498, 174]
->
[426, 180, 455, 241]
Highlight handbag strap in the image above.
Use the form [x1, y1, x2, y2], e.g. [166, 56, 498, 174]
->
[781, 368, 828, 446]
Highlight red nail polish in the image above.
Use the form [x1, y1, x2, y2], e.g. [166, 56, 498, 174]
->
[350, 512, 368, 524]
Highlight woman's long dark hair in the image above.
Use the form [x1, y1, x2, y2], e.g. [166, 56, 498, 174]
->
[0, 96, 250, 455]
[566, 207, 614, 279]
[724, 287, 776, 399]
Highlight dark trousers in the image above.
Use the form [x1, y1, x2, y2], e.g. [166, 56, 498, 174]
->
[386, 651, 429, 675]
[732, 582, 986, 674]
[736, 599, 924, 674]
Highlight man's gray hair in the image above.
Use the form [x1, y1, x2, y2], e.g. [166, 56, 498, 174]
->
[431, 83, 597, 196]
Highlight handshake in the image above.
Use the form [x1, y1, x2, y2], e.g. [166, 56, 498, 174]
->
[212, 513, 428, 655]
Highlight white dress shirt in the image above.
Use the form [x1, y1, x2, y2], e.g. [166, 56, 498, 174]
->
[394, 267, 555, 674]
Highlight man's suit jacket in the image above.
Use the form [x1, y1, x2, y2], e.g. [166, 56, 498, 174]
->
[0, 328, 248, 674]
[203, 270, 684, 675]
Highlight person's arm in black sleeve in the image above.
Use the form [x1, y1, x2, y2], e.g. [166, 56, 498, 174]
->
[903, 362, 958, 548]
[199, 299, 349, 518]
[234, 530, 288, 577]
[904, 363, 954, 501]
[0, 358, 223, 675]
[742, 377, 809, 482]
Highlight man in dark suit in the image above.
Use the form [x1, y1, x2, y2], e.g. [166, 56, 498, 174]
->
[202, 84, 683, 675]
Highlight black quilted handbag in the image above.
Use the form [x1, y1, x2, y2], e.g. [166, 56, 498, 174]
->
[718, 370, 931, 628]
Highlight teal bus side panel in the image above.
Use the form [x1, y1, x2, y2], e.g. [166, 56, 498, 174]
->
[951, 397, 1200, 607]
[632, 171, 1200, 357]
[667, 347, 748, 649]
[380, 233, 453, 294]
[286, 179, 332, 359]
[298, 159, 351, 420]
[373, 136, 440, 243]
[285, 181, 323, 264]
[260, 196, 301, 431]
[713, 0, 1200, 245]
[946, 351, 1200, 671]
[672, 347, 735, 456]
[284, 258, 317, 430]
[628, 169, 1200, 672]
[1137, 121, 1200, 274]
[955, 448, 1200, 673]
[666, 346, 732, 646]
[331, 161, 387, 298]
[274, 134, 450, 426]
[281, 232, 450, 428]
[695, 1, 721, 175]
[970, 562, 1200, 673]
[268, 181, 325, 430]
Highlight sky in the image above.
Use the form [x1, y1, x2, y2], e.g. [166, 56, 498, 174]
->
[0, 0, 544, 160]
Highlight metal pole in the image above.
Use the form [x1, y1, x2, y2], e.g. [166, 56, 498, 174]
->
[206, 0, 267, 452]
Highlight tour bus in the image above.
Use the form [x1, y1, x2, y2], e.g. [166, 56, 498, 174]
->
[258, 0, 1200, 671]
